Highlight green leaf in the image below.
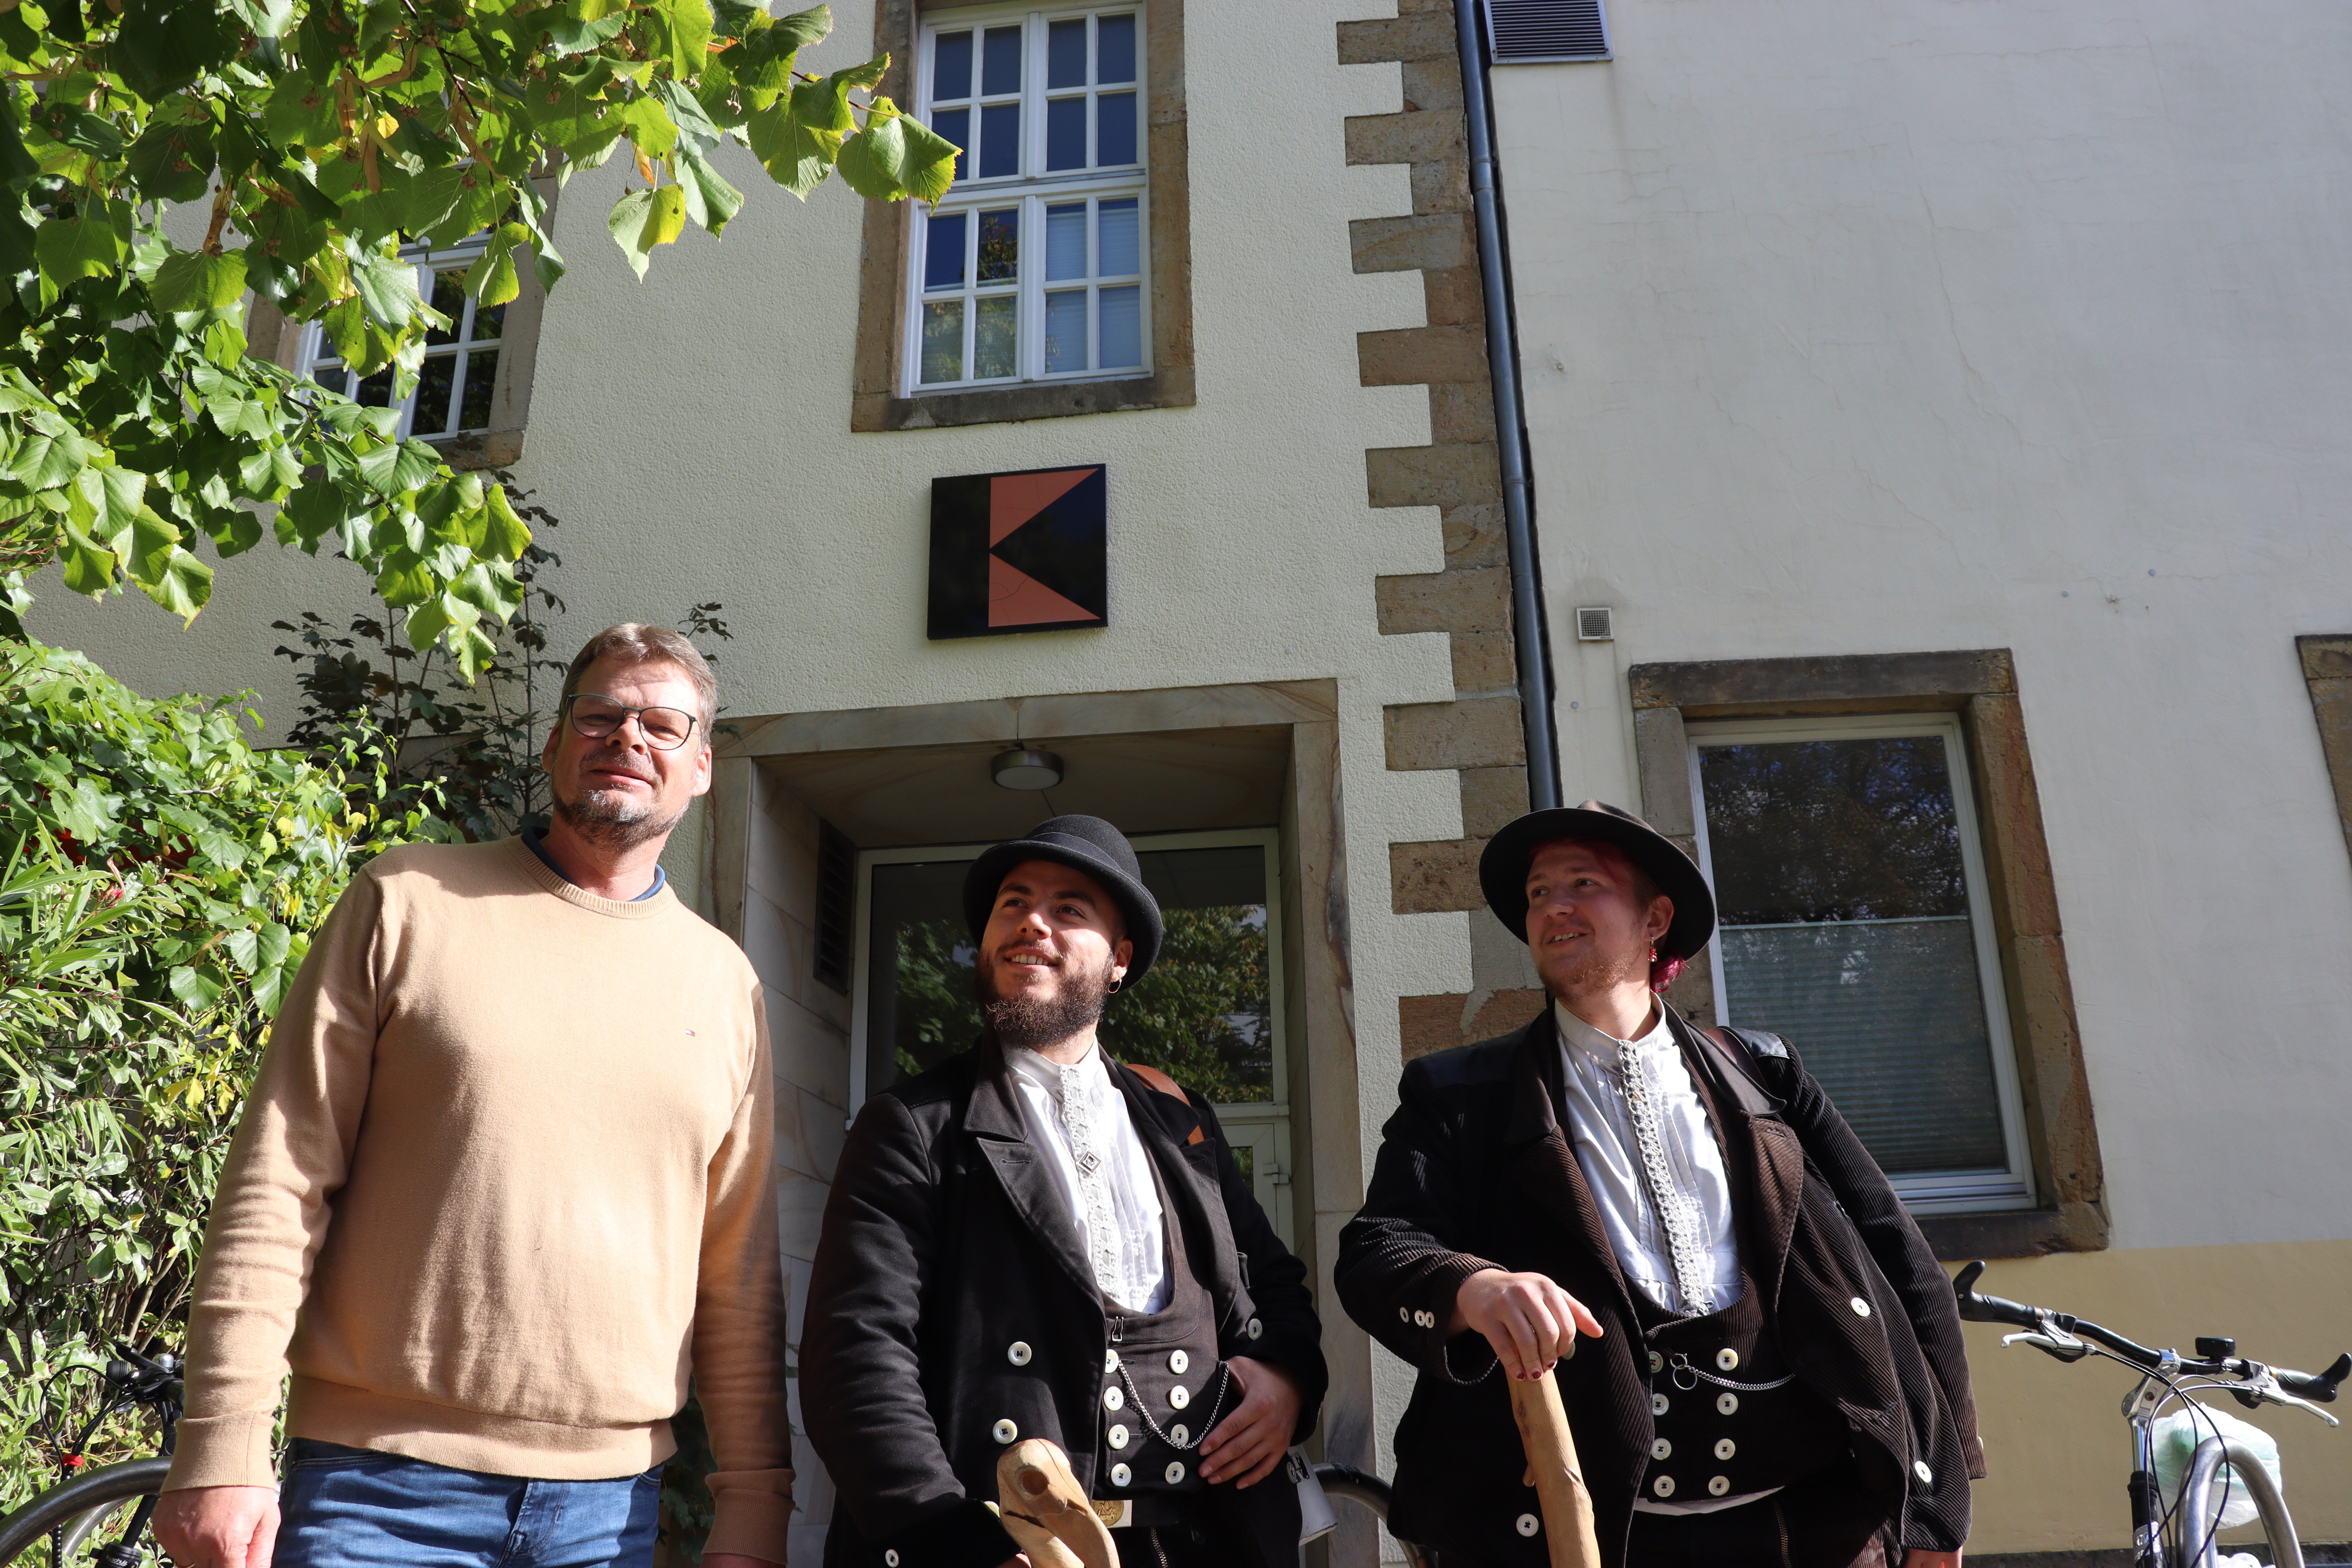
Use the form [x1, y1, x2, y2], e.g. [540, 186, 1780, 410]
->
[613, 93, 679, 160]
[481, 483, 532, 561]
[896, 113, 958, 205]
[352, 249, 431, 332]
[673, 142, 745, 235]
[773, 4, 834, 52]
[49, 777, 120, 841]
[462, 240, 520, 309]
[606, 185, 687, 279]
[748, 99, 840, 199]
[70, 465, 146, 555]
[135, 543, 212, 622]
[791, 72, 855, 136]
[642, 0, 715, 76]
[372, 548, 434, 606]
[654, 76, 725, 150]
[830, 52, 890, 93]
[168, 965, 225, 1009]
[127, 119, 217, 207]
[149, 249, 249, 312]
[835, 108, 908, 199]
[34, 200, 130, 287]
[355, 439, 441, 497]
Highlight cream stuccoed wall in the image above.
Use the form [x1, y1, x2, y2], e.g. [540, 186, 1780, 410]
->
[27, 2, 1481, 1559]
[1490, 0, 2352, 1551]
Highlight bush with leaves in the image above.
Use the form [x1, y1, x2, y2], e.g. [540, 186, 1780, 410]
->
[0, 636, 439, 1517]
[0, 0, 950, 673]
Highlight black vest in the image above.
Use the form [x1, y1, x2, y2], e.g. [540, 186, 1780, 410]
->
[1091, 1157, 1232, 1518]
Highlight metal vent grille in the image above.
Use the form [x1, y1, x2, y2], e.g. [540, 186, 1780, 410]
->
[1485, 0, 1611, 64]
[1575, 606, 1614, 641]
[813, 818, 855, 995]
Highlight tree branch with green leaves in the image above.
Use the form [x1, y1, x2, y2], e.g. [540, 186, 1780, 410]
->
[0, 0, 954, 675]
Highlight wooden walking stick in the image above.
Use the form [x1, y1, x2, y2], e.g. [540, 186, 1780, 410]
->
[996, 1438, 1119, 1568]
[1509, 1348, 1603, 1568]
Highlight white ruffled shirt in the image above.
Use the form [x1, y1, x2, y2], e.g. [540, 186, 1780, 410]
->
[1554, 1002, 1765, 1517]
[1005, 1041, 1171, 1314]
[1553, 1001, 1743, 1318]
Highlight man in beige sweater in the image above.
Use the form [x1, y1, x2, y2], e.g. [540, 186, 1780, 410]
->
[156, 624, 792, 1568]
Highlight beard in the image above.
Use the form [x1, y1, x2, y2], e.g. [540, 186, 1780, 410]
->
[553, 779, 686, 851]
[975, 947, 1116, 1052]
[1541, 939, 1650, 998]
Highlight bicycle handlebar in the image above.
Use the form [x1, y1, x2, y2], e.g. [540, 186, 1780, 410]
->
[1953, 1261, 2351, 1401]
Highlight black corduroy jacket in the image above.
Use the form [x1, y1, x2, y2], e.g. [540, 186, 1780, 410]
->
[800, 1038, 1327, 1568]
[1336, 1006, 1985, 1566]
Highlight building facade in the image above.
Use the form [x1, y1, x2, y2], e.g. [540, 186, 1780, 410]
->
[31, 0, 2352, 1560]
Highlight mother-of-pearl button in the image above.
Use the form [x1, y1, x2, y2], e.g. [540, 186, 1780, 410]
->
[1168, 1385, 1190, 1410]
[1111, 1463, 1132, 1487]
[1648, 1350, 1664, 1373]
[1169, 1424, 1189, 1446]
[1398, 1307, 1410, 1323]
[1716, 1348, 1739, 1372]
[1914, 1460, 1934, 1484]
[1717, 1392, 1739, 1416]
[1708, 1476, 1731, 1496]
[1103, 1386, 1125, 1411]
[1247, 1318, 1263, 1339]
[884, 1553, 900, 1567]
[1650, 1438, 1671, 1460]
[1107, 1425, 1129, 1449]
[1515, 1514, 1540, 1537]
[1165, 1462, 1185, 1484]
[1105, 1349, 1121, 1372]
[992, 1419, 1019, 1444]
[1715, 1439, 1736, 1461]
[1652, 1475, 1676, 1498]
[1850, 1296, 1872, 1317]
[1007, 1341, 1032, 1367]
[1169, 1350, 1189, 1374]
[1651, 1393, 1670, 1416]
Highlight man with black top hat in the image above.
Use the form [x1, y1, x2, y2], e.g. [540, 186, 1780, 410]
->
[1337, 802, 1982, 1567]
[802, 815, 1327, 1568]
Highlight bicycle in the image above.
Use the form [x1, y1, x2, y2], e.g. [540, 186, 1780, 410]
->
[0, 1348, 182, 1567]
[1953, 1260, 2352, 1568]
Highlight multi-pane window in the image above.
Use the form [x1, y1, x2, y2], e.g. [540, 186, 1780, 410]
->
[298, 234, 504, 440]
[908, 5, 1148, 392]
[1687, 714, 2035, 1213]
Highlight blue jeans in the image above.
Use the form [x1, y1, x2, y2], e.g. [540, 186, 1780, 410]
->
[275, 1439, 664, 1568]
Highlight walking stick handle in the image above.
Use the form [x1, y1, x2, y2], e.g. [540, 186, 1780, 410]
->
[996, 1438, 1119, 1568]
[1509, 1356, 1603, 1568]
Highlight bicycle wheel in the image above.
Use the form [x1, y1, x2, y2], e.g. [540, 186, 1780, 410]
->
[1311, 1462, 1436, 1568]
[0, 1456, 172, 1564]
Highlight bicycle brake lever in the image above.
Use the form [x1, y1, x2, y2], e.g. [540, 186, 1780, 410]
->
[2236, 1365, 2343, 1426]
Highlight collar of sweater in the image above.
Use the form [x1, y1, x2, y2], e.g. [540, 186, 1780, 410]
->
[501, 835, 676, 920]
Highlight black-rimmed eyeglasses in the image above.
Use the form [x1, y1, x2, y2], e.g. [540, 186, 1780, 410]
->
[564, 692, 699, 751]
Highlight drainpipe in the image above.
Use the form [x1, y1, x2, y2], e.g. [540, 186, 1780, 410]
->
[1453, 0, 1562, 811]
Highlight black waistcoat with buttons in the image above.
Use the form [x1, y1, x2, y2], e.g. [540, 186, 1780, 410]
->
[1090, 1159, 1233, 1514]
[802, 1040, 1326, 1568]
[1632, 1265, 1851, 1506]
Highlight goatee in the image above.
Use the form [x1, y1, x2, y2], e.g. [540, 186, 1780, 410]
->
[977, 953, 1115, 1052]
[554, 786, 684, 851]
[1548, 945, 1648, 996]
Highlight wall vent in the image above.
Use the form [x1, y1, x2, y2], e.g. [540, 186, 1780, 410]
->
[1575, 606, 1614, 642]
[813, 818, 856, 995]
[1484, 0, 1611, 64]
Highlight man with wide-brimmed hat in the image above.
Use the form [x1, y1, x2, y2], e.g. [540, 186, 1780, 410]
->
[802, 815, 1327, 1568]
[1338, 802, 1983, 1568]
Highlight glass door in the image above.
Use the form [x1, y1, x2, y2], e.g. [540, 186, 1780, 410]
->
[848, 828, 1295, 1241]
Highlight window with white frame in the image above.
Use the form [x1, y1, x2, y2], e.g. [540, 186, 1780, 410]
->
[907, 4, 1147, 393]
[298, 234, 505, 441]
[1686, 714, 2035, 1213]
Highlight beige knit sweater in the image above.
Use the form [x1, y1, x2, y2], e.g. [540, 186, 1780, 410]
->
[165, 838, 794, 1561]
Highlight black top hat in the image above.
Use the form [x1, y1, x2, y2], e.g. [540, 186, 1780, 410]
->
[962, 815, 1165, 983]
[1477, 800, 1717, 961]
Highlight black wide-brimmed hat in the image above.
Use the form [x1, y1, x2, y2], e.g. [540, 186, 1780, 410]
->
[1478, 800, 1717, 960]
[963, 815, 1164, 982]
